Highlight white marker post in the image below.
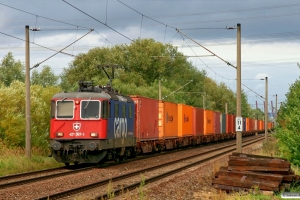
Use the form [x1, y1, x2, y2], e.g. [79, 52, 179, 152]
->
[236, 117, 243, 132]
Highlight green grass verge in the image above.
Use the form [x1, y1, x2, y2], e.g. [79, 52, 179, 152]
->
[0, 141, 63, 176]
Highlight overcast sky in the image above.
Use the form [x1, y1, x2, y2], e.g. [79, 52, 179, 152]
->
[1, 0, 299, 113]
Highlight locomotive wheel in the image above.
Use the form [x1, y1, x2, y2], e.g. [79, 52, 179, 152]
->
[114, 156, 120, 163]
[131, 148, 137, 158]
[97, 160, 106, 167]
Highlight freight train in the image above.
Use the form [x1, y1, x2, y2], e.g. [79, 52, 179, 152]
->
[49, 81, 273, 166]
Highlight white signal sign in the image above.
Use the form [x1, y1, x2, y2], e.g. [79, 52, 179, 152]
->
[236, 117, 243, 132]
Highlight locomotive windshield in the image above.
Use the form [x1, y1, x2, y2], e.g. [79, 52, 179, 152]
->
[81, 100, 100, 119]
[56, 100, 74, 118]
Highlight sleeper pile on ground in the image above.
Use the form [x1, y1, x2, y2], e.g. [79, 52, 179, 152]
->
[213, 152, 300, 192]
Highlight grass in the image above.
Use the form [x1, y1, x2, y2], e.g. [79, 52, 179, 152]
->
[0, 141, 63, 176]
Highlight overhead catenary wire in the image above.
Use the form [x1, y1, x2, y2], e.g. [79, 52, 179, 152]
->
[2, 1, 299, 33]
[132, 2, 300, 20]
[178, 32, 233, 81]
[0, 2, 91, 30]
[111, 0, 267, 101]
[0, 31, 75, 57]
[62, 0, 134, 42]
[242, 83, 264, 100]
[31, 29, 94, 70]
[117, 0, 176, 29]
[0, 2, 114, 53]
[113, 1, 236, 82]
[176, 28, 236, 69]
[1, 0, 276, 103]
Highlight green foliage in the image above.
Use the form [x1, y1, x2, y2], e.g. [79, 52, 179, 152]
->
[0, 52, 25, 86]
[0, 81, 61, 148]
[0, 141, 63, 176]
[275, 77, 300, 166]
[249, 108, 265, 120]
[31, 65, 59, 87]
[138, 174, 147, 200]
[30, 84, 61, 148]
[203, 78, 236, 112]
[58, 38, 260, 116]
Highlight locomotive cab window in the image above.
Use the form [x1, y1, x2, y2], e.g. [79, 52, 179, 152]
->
[56, 100, 74, 119]
[81, 100, 100, 119]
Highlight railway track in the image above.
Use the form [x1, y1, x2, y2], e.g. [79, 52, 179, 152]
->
[0, 164, 95, 190]
[0, 134, 257, 190]
[31, 135, 265, 200]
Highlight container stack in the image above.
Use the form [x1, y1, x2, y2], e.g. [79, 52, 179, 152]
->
[213, 153, 300, 192]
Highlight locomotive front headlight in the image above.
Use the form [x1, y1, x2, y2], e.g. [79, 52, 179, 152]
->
[90, 132, 98, 138]
[56, 132, 64, 137]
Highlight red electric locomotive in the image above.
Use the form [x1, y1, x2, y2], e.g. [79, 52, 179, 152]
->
[49, 81, 136, 165]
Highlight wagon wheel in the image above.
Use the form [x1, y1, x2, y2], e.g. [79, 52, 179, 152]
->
[114, 156, 121, 163]
[131, 149, 137, 158]
[157, 144, 163, 153]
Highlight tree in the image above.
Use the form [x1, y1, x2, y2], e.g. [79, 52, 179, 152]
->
[0, 81, 61, 148]
[0, 52, 25, 86]
[275, 77, 300, 165]
[59, 38, 255, 112]
[31, 65, 59, 87]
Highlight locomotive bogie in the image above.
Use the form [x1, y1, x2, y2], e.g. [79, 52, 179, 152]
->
[50, 139, 108, 164]
[50, 137, 137, 164]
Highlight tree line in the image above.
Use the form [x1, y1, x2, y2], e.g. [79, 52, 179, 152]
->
[0, 38, 265, 150]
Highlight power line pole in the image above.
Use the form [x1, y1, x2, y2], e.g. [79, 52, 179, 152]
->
[159, 79, 162, 100]
[275, 94, 277, 126]
[264, 77, 268, 141]
[25, 25, 31, 158]
[236, 23, 242, 153]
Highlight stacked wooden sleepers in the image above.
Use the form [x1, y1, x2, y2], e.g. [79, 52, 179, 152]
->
[213, 153, 300, 192]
